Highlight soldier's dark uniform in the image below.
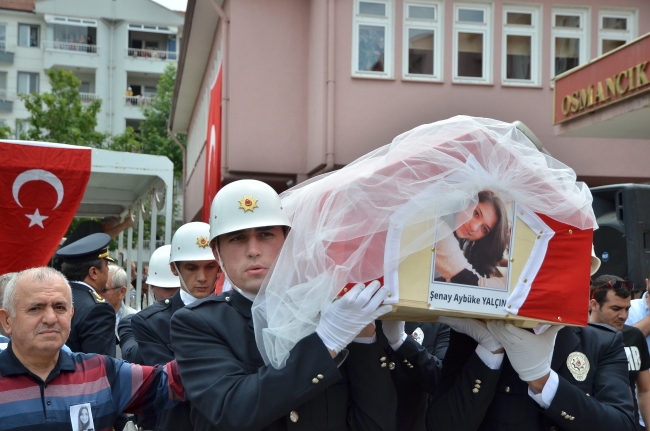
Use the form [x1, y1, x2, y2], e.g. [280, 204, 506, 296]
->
[131, 290, 192, 431]
[170, 289, 398, 431]
[56, 233, 116, 357]
[376, 321, 450, 431]
[67, 281, 116, 356]
[427, 323, 635, 431]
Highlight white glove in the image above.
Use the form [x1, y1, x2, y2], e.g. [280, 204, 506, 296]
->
[438, 317, 502, 352]
[487, 321, 563, 382]
[382, 320, 406, 347]
[316, 280, 392, 354]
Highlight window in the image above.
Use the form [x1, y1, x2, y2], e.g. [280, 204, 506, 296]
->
[352, 0, 394, 78]
[502, 5, 541, 86]
[0, 72, 7, 99]
[453, 3, 492, 83]
[18, 24, 40, 47]
[17, 72, 39, 94]
[403, 1, 443, 81]
[0, 25, 6, 51]
[551, 8, 589, 78]
[599, 9, 636, 55]
[16, 119, 31, 139]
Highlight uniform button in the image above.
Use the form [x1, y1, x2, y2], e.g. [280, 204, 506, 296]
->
[317, 374, 324, 380]
[561, 412, 566, 417]
[389, 362, 395, 370]
[569, 417, 575, 421]
[290, 411, 299, 423]
[472, 388, 479, 393]
[225, 297, 231, 302]
[165, 299, 170, 304]
[46, 400, 51, 405]
[380, 357, 387, 362]
[474, 384, 480, 389]
[408, 364, 414, 368]
[475, 379, 481, 384]
[586, 393, 590, 396]
[312, 378, 319, 384]
[381, 363, 387, 368]
[504, 386, 510, 393]
[403, 359, 408, 363]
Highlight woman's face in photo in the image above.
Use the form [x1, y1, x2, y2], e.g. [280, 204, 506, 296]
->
[456, 201, 497, 241]
[80, 408, 89, 424]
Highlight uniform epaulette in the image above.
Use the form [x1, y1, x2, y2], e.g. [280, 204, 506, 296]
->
[587, 322, 618, 333]
[184, 294, 227, 310]
[89, 289, 108, 304]
[136, 299, 171, 318]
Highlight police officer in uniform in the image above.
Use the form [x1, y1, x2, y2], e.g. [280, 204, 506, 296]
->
[57, 232, 116, 356]
[376, 321, 449, 431]
[171, 180, 397, 431]
[132, 227, 218, 431]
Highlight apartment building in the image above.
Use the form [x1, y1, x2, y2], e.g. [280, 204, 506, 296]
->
[0, 0, 183, 135]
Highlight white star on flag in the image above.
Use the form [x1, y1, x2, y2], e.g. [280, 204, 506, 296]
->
[26, 208, 48, 228]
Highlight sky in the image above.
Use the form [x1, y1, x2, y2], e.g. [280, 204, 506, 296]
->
[152, 0, 188, 12]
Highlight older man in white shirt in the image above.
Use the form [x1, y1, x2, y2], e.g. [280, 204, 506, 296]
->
[99, 264, 138, 358]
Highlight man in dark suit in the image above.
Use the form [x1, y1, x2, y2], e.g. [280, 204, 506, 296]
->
[171, 179, 396, 431]
[376, 321, 449, 431]
[132, 228, 217, 431]
[57, 233, 116, 356]
[426, 318, 635, 431]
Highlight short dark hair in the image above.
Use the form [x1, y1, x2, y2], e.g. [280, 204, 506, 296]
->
[61, 258, 104, 282]
[590, 274, 630, 308]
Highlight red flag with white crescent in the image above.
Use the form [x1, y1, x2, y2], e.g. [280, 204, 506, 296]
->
[0, 141, 91, 274]
[202, 62, 223, 222]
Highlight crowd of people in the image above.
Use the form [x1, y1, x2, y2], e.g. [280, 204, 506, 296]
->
[0, 179, 647, 431]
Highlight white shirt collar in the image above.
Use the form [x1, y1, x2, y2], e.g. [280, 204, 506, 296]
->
[74, 280, 96, 292]
[180, 288, 199, 306]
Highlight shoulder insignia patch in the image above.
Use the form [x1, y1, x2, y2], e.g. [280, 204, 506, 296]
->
[91, 290, 106, 303]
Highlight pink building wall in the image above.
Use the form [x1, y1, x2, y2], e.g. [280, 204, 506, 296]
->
[179, 0, 650, 221]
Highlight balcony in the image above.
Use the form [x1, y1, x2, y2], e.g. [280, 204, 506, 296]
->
[124, 95, 156, 107]
[0, 42, 14, 64]
[45, 40, 98, 54]
[43, 40, 99, 70]
[127, 48, 176, 61]
[80, 92, 99, 103]
[0, 90, 15, 112]
[125, 48, 176, 74]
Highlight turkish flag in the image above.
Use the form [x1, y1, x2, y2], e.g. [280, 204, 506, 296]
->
[202, 62, 223, 222]
[0, 141, 91, 274]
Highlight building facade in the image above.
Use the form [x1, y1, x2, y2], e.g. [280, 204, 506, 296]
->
[0, 0, 183, 135]
[171, 0, 650, 223]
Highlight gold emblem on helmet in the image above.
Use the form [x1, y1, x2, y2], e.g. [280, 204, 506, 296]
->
[239, 196, 259, 212]
[196, 236, 210, 248]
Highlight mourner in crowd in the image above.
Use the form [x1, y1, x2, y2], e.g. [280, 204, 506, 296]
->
[590, 274, 650, 430]
[132, 226, 218, 431]
[171, 179, 396, 431]
[57, 233, 117, 356]
[0, 267, 184, 430]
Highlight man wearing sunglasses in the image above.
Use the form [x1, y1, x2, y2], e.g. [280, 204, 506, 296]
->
[590, 275, 650, 431]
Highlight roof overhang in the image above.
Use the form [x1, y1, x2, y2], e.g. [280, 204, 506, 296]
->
[170, 0, 222, 134]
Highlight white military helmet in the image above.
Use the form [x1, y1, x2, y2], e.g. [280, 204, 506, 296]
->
[209, 179, 291, 242]
[146, 245, 180, 288]
[170, 222, 215, 262]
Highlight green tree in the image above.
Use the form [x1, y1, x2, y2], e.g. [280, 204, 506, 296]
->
[18, 69, 106, 146]
[139, 63, 185, 179]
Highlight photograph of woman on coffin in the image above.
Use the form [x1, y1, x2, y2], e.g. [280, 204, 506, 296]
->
[433, 189, 510, 290]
